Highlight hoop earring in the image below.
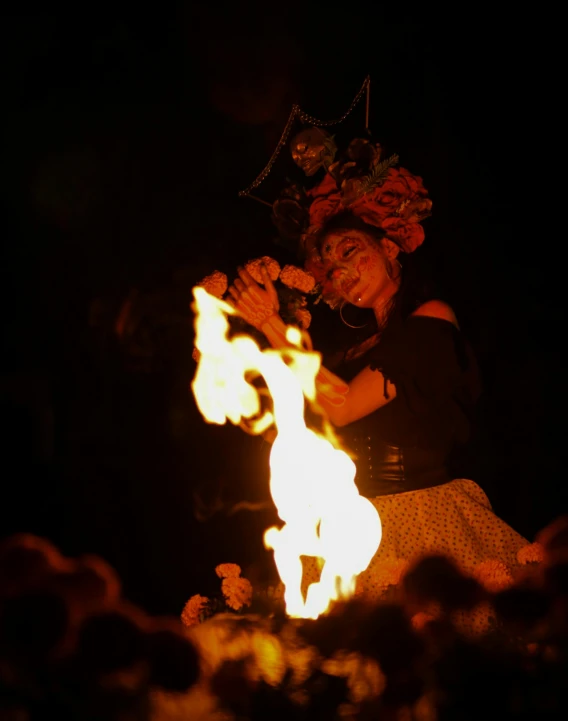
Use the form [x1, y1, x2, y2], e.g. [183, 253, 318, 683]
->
[386, 258, 402, 282]
[340, 301, 368, 329]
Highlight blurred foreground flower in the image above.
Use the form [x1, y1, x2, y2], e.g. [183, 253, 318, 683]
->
[221, 577, 253, 611]
[518, 542, 545, 565]
[474, 560, 514, 593]
[181, 595, 210, 628]
[181, 563, 254, 626]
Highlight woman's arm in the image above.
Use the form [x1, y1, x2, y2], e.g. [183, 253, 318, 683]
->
[227, 266, 462, 429]
[227, 265, 396, 426]
[260, 312, 395, 426]
[260, 299, 459, 427]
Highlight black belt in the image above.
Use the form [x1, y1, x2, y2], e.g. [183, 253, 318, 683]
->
[350, 435, 451, 497]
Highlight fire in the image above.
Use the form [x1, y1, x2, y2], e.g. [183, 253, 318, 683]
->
[191, 287, 382, 618]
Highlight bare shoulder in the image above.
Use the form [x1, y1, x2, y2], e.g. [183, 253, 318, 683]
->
[411, 299, 459, 328]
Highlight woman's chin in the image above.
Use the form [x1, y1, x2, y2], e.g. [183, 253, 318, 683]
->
[348, 285, 371, 308]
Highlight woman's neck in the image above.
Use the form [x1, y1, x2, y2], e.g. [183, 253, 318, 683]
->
[371, 279, 400, 328]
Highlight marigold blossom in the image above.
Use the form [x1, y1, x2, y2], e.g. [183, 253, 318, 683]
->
[215, 563, 241, 579]
[517, 542, 545, 565]
[280, 265, 316, 293]
[244, 256, 281, 284]
[474, 560, 513, 593]
[221, 576, 253, 611]
[181, 594, 209, 627]
[196, 270, 228, 299]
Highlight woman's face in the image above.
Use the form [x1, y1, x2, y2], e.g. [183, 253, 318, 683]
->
[321, 228, 396, 308]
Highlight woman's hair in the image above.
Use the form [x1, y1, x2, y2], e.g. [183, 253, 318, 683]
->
[314, 211, 388, 251]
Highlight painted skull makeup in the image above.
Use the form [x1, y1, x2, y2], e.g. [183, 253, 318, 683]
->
[321, 229, 397, 309]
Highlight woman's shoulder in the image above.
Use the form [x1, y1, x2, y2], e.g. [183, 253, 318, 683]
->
[410, 299, 459, 328]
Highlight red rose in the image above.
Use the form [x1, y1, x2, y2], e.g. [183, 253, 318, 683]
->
[398, 167, 428, 196]
[381, 217, 425, 253]
[353, 172, 399, 219]
[308, 192, 343, 229]
[302, 165, 431, 297]
[401, 197, 433, 223]
[353, 167, 425, 221]
[307, 172, 338, 199]
[347, 167, 431, 241]
[306, 173, 342, 229]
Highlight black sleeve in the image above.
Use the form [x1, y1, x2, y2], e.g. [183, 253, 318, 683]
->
[368, 317, 470, 415]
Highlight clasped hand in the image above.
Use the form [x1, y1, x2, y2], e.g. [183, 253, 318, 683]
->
[227, 265, 280, 331]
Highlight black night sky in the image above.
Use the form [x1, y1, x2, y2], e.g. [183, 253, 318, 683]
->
[1, 7, 564, 616]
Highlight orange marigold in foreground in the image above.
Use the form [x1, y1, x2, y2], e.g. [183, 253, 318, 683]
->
[280, 265, 316, 293]
[196, 270, 228, 299]
[221, 576, 253, 611]
[474, 559, 513, 593]
[244, 256, 281, 284]
[517, 542, 545, 565]
[215, 563, 241, 579]
[181, 594, 209, 627]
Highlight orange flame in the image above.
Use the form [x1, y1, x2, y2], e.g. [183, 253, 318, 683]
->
[191, 287, 381, 618]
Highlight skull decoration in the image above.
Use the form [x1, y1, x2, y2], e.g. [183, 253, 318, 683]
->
[289, 127, 337, 177]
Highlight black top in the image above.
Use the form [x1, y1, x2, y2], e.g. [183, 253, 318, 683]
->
[335, 314, 483, 497]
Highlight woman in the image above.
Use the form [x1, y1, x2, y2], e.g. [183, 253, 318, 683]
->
[227, 210, 534, 619]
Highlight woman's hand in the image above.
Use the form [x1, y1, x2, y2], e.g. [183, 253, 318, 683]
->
[227, 265, 280, 331]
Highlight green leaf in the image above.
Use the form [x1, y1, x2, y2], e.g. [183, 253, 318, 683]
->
[356, 153, 400, 197]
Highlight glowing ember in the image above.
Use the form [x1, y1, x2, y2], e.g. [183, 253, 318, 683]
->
[191, 287, 382, 618]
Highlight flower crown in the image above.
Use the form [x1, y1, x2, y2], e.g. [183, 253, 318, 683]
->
[237, 77, 433, 309]
[301, 148, 432, 308]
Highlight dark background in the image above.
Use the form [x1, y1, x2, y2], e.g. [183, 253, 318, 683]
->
[1, 6, 564, 616]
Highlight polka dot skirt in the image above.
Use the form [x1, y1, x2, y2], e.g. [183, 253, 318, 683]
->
[302, 479, 532, 635]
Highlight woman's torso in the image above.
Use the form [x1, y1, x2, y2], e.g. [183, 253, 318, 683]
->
[332, 313, 482, 498]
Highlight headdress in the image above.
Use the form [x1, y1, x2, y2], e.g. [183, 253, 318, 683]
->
[239, 77, 432, 309]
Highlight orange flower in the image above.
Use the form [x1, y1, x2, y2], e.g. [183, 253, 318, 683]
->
[215, 563, 241, 579]
[279, 265, 316, 293]
[244, 256, 281, 284]
[473, 560, 513, 593]
[196, 270, 228, 299]
[221, 576, 253, 611]
[181, 594, 209, 627]
[517, 542, 545, 565]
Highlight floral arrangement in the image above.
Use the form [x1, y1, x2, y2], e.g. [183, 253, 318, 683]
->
[270, 136, 434, 310]
[181, 562, 285, 629]
[178, 531, 556, 720]
[193, 257, 318, 360]
[2, 526, 563, 720]
[181, 563, 254, 627]
[0, 533, 201, 720]
[303, 159, 433, 309]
